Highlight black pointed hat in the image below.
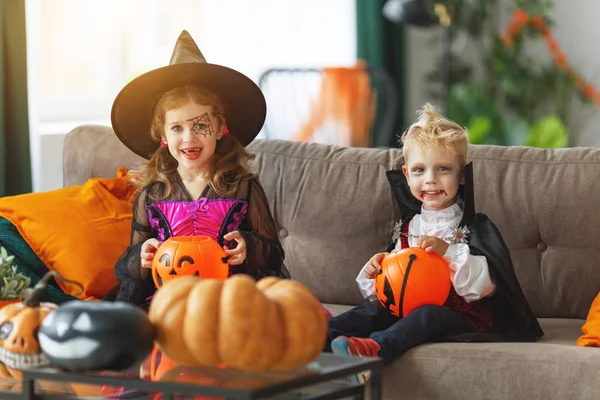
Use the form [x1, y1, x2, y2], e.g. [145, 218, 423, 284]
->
[111, 30, 266, 159]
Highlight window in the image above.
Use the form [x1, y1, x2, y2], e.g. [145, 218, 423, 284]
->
[26, 0, 356, 191]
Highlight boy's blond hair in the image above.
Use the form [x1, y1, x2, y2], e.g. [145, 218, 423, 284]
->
[400, 103, 469, 165]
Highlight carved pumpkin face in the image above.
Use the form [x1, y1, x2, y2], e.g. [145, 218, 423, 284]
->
[0, 301, 57, 375]
[39, 300, 156, 372]
[375, 248, 451, 318]
[152, 236, 229, 288]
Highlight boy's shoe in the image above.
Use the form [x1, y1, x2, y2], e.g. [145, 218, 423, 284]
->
[331, 336, 380, 384]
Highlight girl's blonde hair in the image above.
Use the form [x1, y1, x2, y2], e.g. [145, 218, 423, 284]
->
[400, 103, 469, 165]
[132, 85, 256, 199]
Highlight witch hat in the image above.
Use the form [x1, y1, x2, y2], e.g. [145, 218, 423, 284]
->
[111, 30, 266, 159]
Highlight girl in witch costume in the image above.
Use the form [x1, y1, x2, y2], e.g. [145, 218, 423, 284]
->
[104, 30, 289, 308]
[327, 104, 543, 382]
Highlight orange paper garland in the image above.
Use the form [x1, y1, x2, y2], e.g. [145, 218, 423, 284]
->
[501, 9, 600, 105]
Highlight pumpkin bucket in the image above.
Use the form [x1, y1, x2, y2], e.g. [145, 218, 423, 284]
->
[375, 248, 451, 318]
[152, 236, 229, 288]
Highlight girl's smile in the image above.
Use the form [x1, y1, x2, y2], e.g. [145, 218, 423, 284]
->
[162, 101, 222, 176]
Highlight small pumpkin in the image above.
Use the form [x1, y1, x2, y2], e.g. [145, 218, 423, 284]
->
[148, 274, 327, 372]
[0, 271, 72, 378]
[38, 299, 155, 372]
[152, 236, 229, 288]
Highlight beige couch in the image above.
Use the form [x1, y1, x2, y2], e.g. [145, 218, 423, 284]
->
[64, 125, 600, 400]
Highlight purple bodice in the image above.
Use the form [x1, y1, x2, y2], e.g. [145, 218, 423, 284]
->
[147, 197, 248, 243]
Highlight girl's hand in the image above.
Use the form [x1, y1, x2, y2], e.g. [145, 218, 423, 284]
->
[223, 230, 247, 266]
[418, 235, 449, 257]
[140, 238, 161, 270]
[365, 252, 388, 279]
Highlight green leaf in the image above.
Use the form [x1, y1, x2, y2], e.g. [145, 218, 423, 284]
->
[467, 116, 492, 144]
[524, 115, 568, 148]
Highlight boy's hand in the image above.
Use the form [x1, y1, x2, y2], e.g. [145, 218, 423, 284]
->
[365, 252, 388, 279]
[418, 236, 449, 257]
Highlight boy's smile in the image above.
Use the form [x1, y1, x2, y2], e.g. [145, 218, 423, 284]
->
[402, 146, 464, 211]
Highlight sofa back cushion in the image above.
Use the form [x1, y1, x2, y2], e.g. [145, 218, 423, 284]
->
[63, 125, 600, 319]
[248, 140, 402, 306]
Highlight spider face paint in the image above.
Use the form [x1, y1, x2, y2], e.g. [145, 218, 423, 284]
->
[163, 102, 220, 175]
[187, 113, 214, 137]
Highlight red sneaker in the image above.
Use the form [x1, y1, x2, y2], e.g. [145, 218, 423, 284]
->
[331, 336, 380, 383]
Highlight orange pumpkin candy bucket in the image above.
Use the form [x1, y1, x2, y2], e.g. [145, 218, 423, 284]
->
[151, 236, 229, 288]
[375, 248, 452, 318]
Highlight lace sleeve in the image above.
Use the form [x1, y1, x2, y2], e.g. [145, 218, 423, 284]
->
[237, 179, 289, 279]
[113, 188, 156, 305]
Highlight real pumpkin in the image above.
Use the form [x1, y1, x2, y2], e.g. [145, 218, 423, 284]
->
[148, 274, 327, 372]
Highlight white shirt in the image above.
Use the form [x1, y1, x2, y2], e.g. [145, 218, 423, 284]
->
[356, 203, 496, 303]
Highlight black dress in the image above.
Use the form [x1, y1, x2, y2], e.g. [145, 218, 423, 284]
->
[104, 174, 289, 308]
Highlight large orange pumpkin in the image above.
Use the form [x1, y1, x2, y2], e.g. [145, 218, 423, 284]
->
[152, 236, 229, 288]
[375, 248, 451, 318]
[148, 275, 327, 372]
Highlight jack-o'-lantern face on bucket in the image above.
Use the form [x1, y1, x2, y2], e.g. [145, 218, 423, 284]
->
[152, 236, 229, 288]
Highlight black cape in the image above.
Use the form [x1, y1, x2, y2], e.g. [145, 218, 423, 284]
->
[385, 163, 544, 342]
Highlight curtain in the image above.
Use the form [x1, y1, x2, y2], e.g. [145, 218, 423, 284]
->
[356, 0, 405, 148]
[0, 0, 32, 196]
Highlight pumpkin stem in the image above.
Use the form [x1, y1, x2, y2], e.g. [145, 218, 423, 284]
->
[24, 271, 84, 307]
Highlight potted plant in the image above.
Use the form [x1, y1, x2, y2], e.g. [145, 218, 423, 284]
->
[426, 0, 595, 147]
[0, 245, 32, 307]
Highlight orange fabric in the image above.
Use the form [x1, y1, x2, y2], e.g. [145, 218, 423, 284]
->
[293, 59, 376, 147]
[0, 168, 137, 300]
[577, 291, 600, 347]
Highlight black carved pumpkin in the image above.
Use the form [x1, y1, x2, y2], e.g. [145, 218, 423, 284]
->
[39, 300, 156, 372]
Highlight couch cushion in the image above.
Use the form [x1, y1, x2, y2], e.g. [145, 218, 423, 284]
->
[248, 140, 403, 306]
[381, 318, 596, 400]
[323, 305, 594, 399]
[63, 125, 146, 187]
[324, 304, 595, 399]
[467, 146, 600, 319]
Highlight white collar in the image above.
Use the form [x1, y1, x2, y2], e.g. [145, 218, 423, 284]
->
[420, 202, 463, 225]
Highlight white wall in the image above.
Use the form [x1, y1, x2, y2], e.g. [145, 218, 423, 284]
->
[31, 1, 599, 193]
[27, 0, 357, 192]
[404, 0, 600, 147]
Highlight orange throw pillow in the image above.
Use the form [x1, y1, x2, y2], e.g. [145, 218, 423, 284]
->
[577, 291, 600, 347]
[0, 168, 137, 300]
